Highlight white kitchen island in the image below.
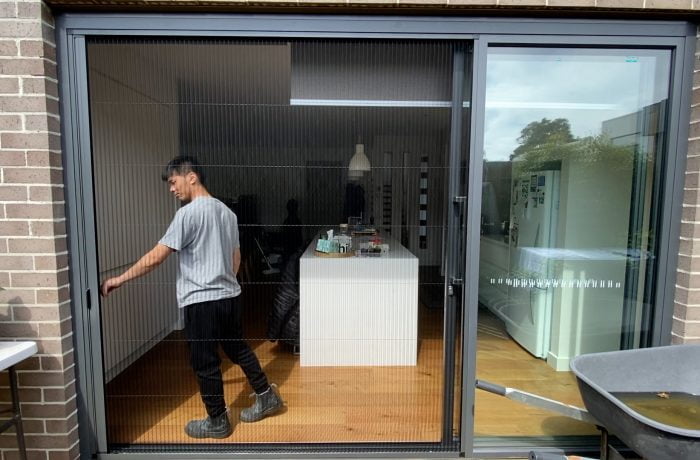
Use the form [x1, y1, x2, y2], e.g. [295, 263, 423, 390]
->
[299, 237, 419, 366]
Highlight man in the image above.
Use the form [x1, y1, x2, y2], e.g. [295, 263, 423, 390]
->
[100, 156, 283, 439]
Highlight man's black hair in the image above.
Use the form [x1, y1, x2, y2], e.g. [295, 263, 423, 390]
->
[162, 156, 206, 186]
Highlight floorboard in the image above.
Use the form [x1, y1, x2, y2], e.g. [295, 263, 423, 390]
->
[105, 300, 596, 444]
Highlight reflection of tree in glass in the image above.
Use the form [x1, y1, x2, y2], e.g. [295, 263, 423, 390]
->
[511, 118, 574, 160]
[511, 118, 637, 176]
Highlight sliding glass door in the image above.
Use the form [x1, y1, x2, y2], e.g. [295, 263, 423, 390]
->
[475, 46, 672, 441]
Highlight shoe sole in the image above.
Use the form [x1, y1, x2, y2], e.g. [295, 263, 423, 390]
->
[184, 429, 233, 439]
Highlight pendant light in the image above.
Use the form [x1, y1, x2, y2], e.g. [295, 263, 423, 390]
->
[348, 143, 371, 174]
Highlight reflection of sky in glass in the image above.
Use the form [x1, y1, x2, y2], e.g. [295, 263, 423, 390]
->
[484, 49, 671, 161]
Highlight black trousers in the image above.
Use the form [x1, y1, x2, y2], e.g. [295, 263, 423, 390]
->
[185, 296, 269, 418]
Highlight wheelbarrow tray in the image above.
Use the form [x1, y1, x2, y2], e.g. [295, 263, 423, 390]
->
[570, 344, 700, 460]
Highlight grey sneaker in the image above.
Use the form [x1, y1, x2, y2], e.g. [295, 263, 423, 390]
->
[240, 384, 283, 423]
[184, 411, 233, 439]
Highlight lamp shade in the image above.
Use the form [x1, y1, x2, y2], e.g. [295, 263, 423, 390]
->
[348, 143, 371, 172]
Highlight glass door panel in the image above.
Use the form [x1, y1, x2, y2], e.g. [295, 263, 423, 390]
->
[87, 37, 470, 448]
[476, 47, 671, 440]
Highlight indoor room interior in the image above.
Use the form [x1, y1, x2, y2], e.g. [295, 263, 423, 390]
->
[85, 38, 631, 447]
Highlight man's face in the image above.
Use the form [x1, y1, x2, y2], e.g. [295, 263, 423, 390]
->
[167, 172, 195, 202]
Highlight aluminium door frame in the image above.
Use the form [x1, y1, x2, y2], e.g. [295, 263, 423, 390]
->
[56, 13, 695, 460]
[461, 32, 694, 458]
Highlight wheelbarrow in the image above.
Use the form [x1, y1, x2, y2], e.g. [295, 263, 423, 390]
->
[476, 344, 700, 460]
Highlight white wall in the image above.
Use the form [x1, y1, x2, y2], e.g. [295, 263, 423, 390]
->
[88, 43, 181, 381]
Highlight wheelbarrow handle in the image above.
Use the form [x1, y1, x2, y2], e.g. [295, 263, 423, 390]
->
[476, 379, 506, 396]
[475, 379, 599, 425]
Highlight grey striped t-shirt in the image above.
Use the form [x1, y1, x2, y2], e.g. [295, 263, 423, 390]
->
[159, 196, 241, 308]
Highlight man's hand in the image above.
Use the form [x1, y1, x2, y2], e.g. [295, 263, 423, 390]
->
[100, 277, 122, 297]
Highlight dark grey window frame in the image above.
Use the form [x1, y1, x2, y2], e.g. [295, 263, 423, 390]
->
[56, 13, 695, 460]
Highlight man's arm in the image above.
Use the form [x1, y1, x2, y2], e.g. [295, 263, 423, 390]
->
[233, 247, 241, 276]
[100, 244, 174, 297]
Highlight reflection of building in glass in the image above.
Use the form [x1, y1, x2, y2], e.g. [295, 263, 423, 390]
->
[480, 100, 667, 370]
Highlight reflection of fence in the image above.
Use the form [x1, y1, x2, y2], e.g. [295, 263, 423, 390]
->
[489, 278, 622, 289]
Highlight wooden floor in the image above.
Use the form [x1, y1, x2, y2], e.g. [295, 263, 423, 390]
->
[105, 295, 596, 445]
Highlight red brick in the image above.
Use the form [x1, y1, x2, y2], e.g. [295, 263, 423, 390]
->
[8, 237, 64, 254]
[0, 3, 16, 17]
[34, 338, 64, 355]
[692, 105, 700, 123]
[35, 287, 69, 304]
[11, 270, 69, 288]
[3, 168, 63, 184]
[29, 221, 66, 238]
[42, 60, 56, 81]
[596, 0, 644, 6]
[6, 203, 62, 219]
[21, 430, 77, 450]
[689, 139, 700, 157]
[684, 321, 700, 336]
[19, 419, 45, 434]
[23, 78, 58, 98]
[48, 444, 80, 460]
[691, 121, 700, 140]
[27, 185, 57, 203]
[0, 58, 48, 77]
[13, 306, 60, 322]
[40, 2, 54, 26]
[675, 302, 700, 321]
[37, 322, 62, 337]
[0, 114, 21, 130]
[0, 22, 42, 39]
[0, 255, 33, 270]
[17, 3, 41, 19]
[33, 254, 67, 270]
[0, 40, 18, 56]
[41, 353, 72, 372]
[18, 371, 71, 388]
[0, 322, 39, 337]
[26, 151, 61, 167]
[42, 388, 65, 402]
[19, 40, 55, 60]
[14, 356, 40, 370]
[44, 411, 77, 434]
[677, 254, 700, 272]
[0, 77, 19, 94]
[0, 96, 49, 113]
[646, 0, 693, 9]
[2, 449, 48, 460]
[29, 186, 63, 202]
[24, 116, 60, 133]
[1, 133, 60, 150]
[0, 221, 29, 237]
[0, 151, 26, 165]
[0, 185, 27, 201]
[0, 288, 34, 305]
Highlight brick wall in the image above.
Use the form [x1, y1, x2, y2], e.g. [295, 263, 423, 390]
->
[39, 0, 700, 14]
[675, 28, 700, 345]
[0, 1, 79, 459]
